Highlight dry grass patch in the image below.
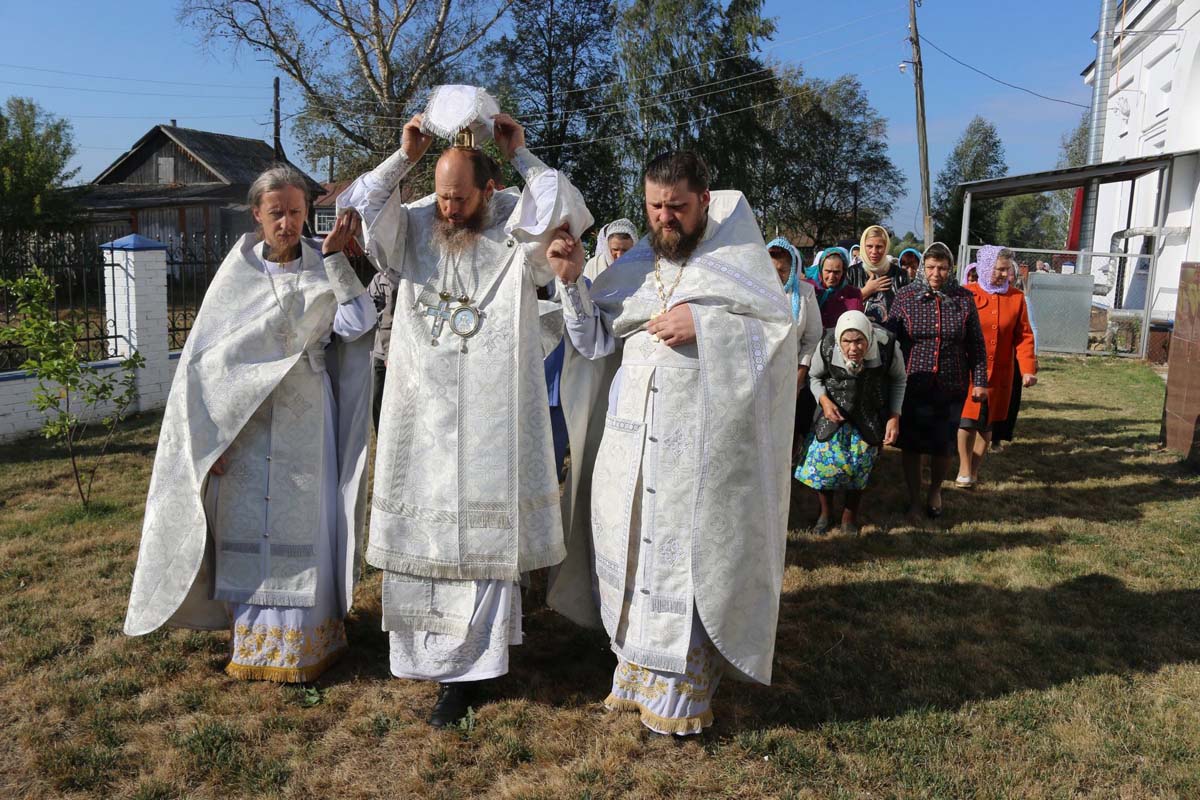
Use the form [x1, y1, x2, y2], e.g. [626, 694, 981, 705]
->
[2, 356, 1199, 798]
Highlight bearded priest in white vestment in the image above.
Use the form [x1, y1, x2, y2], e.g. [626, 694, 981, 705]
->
[547, 151, 796, 735]
[337, 85, 593, 727]
[124, 165, 375, 683]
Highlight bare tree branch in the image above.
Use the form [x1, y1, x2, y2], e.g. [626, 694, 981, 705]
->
[178, 0, 511, 169]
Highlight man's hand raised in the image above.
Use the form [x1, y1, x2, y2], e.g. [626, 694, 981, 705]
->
[546, 226, 583, 284]
[402, 114, 433, 164]
[493, 113, 526, 161]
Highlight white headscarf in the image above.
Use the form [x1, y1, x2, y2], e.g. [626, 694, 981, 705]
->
[584, 218, 639, 280]
[833, 309, 878, 374]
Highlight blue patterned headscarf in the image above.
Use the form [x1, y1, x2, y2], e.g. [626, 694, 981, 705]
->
[898, 247, 922, 268]
[814, 247, 852, 307]
[805, 248, 825, 282]
[767, 236, 805, 321]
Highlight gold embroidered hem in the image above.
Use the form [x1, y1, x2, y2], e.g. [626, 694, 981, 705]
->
[226, 616, 349, 683]
[225, 644, 347, 683]
[605, 694, 714, 735]
[604, 617, 723, 737]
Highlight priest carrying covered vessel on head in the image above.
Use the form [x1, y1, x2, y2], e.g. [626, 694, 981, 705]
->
[546, 151, 796, 736]
[336, 85, 592, 727]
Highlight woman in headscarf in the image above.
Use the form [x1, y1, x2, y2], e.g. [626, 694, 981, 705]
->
[847, 225, 909, 324]
[795, 310, 906, 535]
[768, 236, 824, 449]
[813, 247, 863, 329]
[583, 218, 638, 281]
[956, 245, 1038, 487]
[898, 247, 922, 283]
[805, 247, 825, 282]
[886, 242, 987, 522]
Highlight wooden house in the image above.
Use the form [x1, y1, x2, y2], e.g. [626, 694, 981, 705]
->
[77, 124, 323, 245]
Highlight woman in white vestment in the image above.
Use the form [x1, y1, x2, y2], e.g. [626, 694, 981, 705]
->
[123, 165, 375, 683]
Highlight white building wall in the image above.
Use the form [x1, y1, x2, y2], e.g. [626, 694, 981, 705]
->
[1087, 0, 1200, 320]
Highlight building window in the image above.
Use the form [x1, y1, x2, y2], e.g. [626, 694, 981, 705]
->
[157, 157, 175, 184]
[315, 208, 336, 234]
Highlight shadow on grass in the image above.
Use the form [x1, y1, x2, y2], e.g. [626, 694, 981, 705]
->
[702, 572, 1200, 734]
[786, 528, 1069, 571]
[377, 573, 1200, 740]
[0, 411, 162, 467]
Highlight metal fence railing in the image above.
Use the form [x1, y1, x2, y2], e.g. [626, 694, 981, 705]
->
[961, 245, 1155, 360]
[0, 229, 123, 373]
[164, 232, 229, 351]
[162, 235, 377, 352]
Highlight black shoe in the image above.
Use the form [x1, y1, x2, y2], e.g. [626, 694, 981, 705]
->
[429, 682, 472, 728]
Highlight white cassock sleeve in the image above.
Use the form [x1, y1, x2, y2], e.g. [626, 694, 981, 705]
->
[332, 293, 376, 342]
[558, 277, 615, 360]
[336, 149, 414, 276]
[507, 147, 595, 287]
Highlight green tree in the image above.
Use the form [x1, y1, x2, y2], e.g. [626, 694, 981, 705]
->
[758, 70, 903, 248]
[994, 114, 1090, 250]
[1059, 112, 1089, 169]
[0, 267, 143, 507]
[931, 116, 1007, 250]
[613, 0, 778, 216]
[0, 97, 79, 227]
[996, 192, 1063, 248]
[890, 230, 923, 256]
[484, 0, 627, 226]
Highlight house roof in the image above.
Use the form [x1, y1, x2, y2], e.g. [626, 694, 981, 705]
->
[92, 125, 323, 194]
[74, 182, 247, 211]
[315, 179, 354, 208]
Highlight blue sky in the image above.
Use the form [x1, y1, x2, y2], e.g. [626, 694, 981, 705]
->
[3, 0, 1099, 232]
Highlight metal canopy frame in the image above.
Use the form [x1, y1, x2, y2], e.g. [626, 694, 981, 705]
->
[956, 149, 1195, 359]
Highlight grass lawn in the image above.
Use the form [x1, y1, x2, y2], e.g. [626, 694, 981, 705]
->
[2, 355, 1199, 799]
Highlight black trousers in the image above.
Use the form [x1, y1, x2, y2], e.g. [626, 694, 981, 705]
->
[372, 358, 386, 432]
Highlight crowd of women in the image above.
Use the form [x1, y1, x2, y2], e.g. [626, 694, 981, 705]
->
[768, 226, 1038, 533]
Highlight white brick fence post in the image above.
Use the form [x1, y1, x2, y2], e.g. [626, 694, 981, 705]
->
[102, 234, 173, 412]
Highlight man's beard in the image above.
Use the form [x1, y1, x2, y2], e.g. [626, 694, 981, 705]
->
[649, 219, 705, 263]
[433, 201, 492, 256]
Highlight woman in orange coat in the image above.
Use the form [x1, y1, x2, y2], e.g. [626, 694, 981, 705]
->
[956, 245, 1038, 487]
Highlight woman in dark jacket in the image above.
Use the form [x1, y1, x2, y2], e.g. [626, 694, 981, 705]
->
[846, 225, 910, 324]
[886, 242, 988, 522]
[813, 247, 863, 329]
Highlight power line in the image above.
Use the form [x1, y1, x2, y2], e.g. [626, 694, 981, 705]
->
[545, 5, 900, 98]
[528, 63, 897, 153]
[70, 113, 264, 120]
[515, 29, 895, 125]
[284, 28, 896, 133]
[919, 35, 1090, 109]
[275, 7, 903, 119]
[0, 79, 271, 101]
[0, 62, 266, 90]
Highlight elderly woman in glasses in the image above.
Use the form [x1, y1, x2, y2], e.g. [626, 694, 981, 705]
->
[795, 310, 906, 535]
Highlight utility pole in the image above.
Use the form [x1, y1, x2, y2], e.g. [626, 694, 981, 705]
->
[851, 181, 860, 240]
[273, 77, 283, 161]
[327, 153, 334, 183]
[908, 0, 933, 246]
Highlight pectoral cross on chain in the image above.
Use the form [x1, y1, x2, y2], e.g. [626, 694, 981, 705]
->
[425, 296, 453, 345]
